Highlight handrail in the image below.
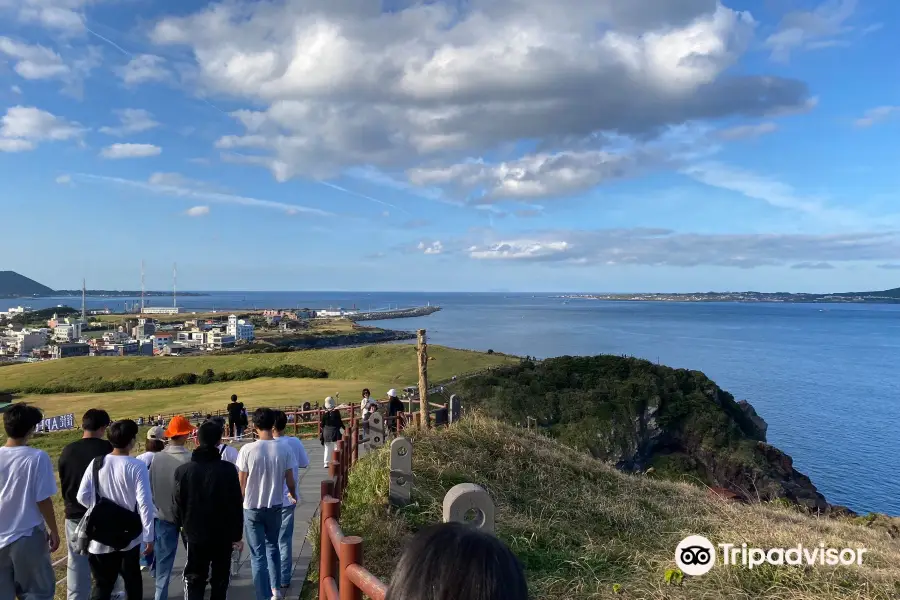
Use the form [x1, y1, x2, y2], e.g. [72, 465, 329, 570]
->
[318, 421, 389, 600]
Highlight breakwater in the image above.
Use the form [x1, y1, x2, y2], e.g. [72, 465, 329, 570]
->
[348, 305, 441, 321]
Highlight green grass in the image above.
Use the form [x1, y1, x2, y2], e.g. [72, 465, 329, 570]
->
[0, 344, 517, 392]
[308, 415, 900, 600]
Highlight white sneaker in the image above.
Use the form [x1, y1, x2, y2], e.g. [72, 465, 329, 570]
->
[271, 588, 284, 600]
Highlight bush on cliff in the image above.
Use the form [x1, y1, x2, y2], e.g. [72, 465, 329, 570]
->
[450, 355, 826, 510]
[304, 416, 900, 600]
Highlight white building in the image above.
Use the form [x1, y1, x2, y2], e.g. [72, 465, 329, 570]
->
[208, 330, 236, 349]
[0, 306, 29, 320]
[176, 329, 207, 347]
[54, 323, 82, 343]
[315, 308, 359, 318]
[141, 307, 181, 315]
[150, 333, 174, 354]
[14, 330, 47, 356]
[226, 315, 255, 342]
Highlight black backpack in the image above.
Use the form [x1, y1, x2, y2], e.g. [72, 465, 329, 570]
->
[83, 456, 143, 550]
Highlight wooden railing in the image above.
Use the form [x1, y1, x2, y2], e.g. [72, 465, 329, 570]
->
[318, 422, 389, 600]
[289, 400, 449, 440]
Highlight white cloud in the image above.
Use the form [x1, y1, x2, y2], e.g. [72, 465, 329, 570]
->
[75, 173, 334, 217]
[854, 106, 898, 128]
[716, 122, 778, 140]
[99, 109, 160, 136]
[0, 0, 97, 34]
[417, 241, 443, 255]
[0, 105, 84, 152]
[458, 228, 900, 268]
[185, 205, 210, 217]
[150, 1, 812, 185]
[0, 37, 69, 79]
[100, 143, 162, 159]
[116, 54, 169, 86]
[765, 0, 857, 62]
[10, 85, 22, 94]
[55, 174, 72, 185]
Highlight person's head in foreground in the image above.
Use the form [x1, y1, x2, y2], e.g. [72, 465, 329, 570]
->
[165, 415, 196, 444]
[324, 396, 336, 410]
[3, 403, 43, 442]
[387, 388, 398, 399]
[362, 388, 370, 399]
[385, 522, 528, 600]
[108, 419, 139, 452]
[197, 421, 223, 449]
[253, 407, 276, 431]
[274, 410, 288, 433]
[82, 408, 111, 435]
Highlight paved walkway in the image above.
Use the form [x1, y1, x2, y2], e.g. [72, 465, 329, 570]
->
[143, 439, 323, 600]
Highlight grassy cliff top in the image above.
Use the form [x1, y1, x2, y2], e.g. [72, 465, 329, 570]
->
[0, 344, 516, 391]
[323, 416, 900, 600]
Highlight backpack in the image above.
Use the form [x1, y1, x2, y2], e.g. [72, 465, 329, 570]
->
[76, 456, 143, 552]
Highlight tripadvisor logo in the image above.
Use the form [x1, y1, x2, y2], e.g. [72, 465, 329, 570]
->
[675, 536, 867, 575]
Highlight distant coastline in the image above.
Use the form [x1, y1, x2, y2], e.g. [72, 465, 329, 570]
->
[560, 289, 900, 304]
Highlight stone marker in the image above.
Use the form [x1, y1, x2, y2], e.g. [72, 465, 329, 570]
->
[443, 483, 494, 533]
[389, 437, 413, 507]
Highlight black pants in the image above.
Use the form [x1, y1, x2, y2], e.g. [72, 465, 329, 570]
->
[88, 546, 142, 600]
[183, 541, 233, 600]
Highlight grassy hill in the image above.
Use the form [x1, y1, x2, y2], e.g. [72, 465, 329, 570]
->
[313, 416, 900, 599]
[0, 344, 517, 394]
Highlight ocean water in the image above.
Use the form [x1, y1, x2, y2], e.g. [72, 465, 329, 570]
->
[5, 292, 898, 515]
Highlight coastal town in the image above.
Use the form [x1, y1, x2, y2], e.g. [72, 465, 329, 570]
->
[0, 302, 439, 363]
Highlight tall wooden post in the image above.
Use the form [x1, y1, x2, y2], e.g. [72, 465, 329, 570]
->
[417, 329, 429, 428]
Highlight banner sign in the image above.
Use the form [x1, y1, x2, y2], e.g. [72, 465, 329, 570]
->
[36, 413, 76, 433]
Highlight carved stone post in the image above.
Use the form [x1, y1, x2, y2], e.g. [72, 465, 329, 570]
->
[443, 483, 495, 533]
[448, 395, 461, 424]
[389, 437, 413, 507]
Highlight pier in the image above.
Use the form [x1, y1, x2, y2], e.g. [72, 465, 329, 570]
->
[348, 305, 441, 321]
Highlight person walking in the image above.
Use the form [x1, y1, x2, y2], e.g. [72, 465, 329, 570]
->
[273, 411, 309, 593]
[359, 388, 377, 416]
[226, 395, 244, 439]
[387, 389, 404, 434]
[236, 408, 297, 600]
[173, 421, 243, 600]
[318, 397, 344, 469]
[58, 409, 113, 600]
[0, 403, 60, 600]
[206, 416, 239, 465]
[149, 415, 195, 600]
[136, 426, 166, 469]
[76, 419, 155, 600]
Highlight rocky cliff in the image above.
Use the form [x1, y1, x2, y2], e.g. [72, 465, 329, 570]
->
[452, 355, 833, 513]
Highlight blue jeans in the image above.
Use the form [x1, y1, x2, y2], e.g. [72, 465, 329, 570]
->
[154, 519, 180, 600]
[244, 507, 282, 600]
[278, 505, 296, 587]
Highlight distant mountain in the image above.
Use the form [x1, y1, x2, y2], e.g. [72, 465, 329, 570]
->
[834, 287, 900, 298]
[0, 271, 55, 297]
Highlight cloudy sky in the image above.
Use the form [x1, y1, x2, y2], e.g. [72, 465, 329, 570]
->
[1, 0, 898, 292]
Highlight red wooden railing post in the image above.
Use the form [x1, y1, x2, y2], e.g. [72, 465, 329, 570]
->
[339, 537, 364, 600]
[351, 422, 359, 465]
[319, 496, 340, 600]
[333, 443, 344, 498]
[292, 412, 298, 436]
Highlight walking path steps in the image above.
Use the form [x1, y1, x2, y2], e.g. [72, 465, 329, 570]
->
[142, 439, 322, 600]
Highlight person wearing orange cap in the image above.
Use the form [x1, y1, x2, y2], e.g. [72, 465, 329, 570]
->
[149, 415, 195, 600]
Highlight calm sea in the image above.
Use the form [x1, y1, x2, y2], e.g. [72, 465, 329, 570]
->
[5, 292, 898, 515]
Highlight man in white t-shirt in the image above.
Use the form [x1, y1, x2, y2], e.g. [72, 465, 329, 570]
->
[77, 419, 155, 600]
[272, 411, 309, 593]
[0, 403, 60, 600]
[236, 408, 297, 600]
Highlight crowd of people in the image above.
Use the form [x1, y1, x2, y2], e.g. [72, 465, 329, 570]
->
[0, 388, 529, 600]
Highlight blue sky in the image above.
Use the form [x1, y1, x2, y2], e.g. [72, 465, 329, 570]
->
[1, 0, 899, 292]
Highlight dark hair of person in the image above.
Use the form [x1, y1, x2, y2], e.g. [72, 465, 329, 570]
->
[231, 394, 238, 402]
[197, 421, 224, 447]
[82, 408, 112, 432]
[274, 410, 287, 432]
[253, 407, 276, 431]
[107, 419, 139, 449]
[362, 388, 370, 396]
[205, 413, 212, 420]
[385, 522, 528, 600]
[146, 439, 166, 452]
[2, 403, 43, 439]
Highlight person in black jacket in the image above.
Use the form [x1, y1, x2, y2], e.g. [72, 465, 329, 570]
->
[387, 389, 405, 434]
[226, 395, 244, 438]
[318, 397, 344, 469]
[173, 421, 243, 600]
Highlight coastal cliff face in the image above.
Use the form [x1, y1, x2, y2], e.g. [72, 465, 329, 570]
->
[454, 355, 831, 513]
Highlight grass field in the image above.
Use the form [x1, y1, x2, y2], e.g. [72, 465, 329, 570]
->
[0, 344, 516, 392]
[302, 415, 900, 600]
